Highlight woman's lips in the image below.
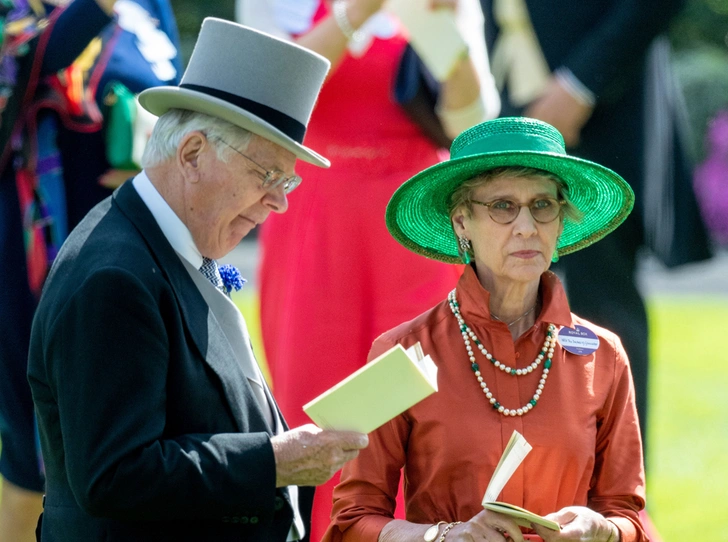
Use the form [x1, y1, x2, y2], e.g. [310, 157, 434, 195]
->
[511, 250, 540, 259]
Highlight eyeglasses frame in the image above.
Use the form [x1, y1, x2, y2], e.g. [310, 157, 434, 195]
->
[215, 137, 302, 194]
[470, 197, 566, 224]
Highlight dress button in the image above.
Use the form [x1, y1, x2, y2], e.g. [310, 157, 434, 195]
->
[515, 352, 520, 359]
[274, 496, 284, 511]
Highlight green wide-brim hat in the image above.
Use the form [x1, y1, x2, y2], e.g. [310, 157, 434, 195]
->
[386, 117, 635, 263]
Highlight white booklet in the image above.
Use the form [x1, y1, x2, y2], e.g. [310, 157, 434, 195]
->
[386, 0, 468, 81]
[482, 431, 561, 531]
[303, 342, 437, 433]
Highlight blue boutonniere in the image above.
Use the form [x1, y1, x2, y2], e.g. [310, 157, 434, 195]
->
[218, 264, 246, 294]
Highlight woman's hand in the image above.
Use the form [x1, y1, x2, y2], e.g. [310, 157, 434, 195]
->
[344, 0, 389, 27]
[297, 0, 387, 68]
[447, 509, 525, 542]
[379, 510, 523, 541]
[430, 0, 458, 9]
[531, 507, 619, 542]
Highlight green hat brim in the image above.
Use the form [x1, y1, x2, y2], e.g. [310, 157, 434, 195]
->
[386, 150, 635, 264]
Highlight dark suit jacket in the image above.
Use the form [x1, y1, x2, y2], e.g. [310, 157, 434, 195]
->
[28, 181, 312, 541]
[480, 0, 712, 267]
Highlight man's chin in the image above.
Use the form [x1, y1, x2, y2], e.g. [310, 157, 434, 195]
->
[225, 226, 255, 253]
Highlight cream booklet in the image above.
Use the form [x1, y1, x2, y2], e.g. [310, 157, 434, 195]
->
[303, 343, 437, 433]
[386, 0, 468, 81]
[482, 431, 561, 531]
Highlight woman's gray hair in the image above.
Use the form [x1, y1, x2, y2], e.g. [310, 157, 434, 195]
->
[448, 166, 583, 224]
[141, 109, 253, 168]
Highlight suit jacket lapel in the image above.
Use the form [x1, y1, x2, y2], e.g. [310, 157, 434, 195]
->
[112, 182, 268, 434]
[182, 257, 275, 433]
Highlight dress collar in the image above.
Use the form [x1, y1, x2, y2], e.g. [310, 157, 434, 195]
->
[455, 264, 574, 329]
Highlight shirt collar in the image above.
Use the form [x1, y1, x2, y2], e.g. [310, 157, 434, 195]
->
[455, 264, 574, 329]
[132, 171, 203, 269]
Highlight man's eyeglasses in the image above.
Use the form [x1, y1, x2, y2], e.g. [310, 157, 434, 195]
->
[471, 197, 565, 224]
[216, 138, 302, 194]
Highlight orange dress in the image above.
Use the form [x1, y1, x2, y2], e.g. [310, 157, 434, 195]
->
[324, 266, 647, 542]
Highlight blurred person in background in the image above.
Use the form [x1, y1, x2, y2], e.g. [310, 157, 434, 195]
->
[239, 1, 500, 537]
[478, 0, 712, 465]
[0, 0, 180, 539]
[0, 2, 116, 539]
[59, 0, 182, 227]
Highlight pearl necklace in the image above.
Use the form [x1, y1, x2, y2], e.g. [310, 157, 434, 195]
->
[447, 289, 557, 417]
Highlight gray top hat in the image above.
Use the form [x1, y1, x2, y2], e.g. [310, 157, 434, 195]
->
[138, 18, 331, 167]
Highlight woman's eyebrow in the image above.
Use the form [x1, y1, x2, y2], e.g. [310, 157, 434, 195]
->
[476, 191, 558, 200]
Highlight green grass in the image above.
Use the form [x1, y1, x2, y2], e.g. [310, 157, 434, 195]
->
[646, 296, 728, 542]
[234, 290, 271, 383]
[2, 292, 726, 542]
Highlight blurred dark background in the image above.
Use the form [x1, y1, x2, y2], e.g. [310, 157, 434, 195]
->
[169, 0, 728, 171]
[171, 0, 235, 62]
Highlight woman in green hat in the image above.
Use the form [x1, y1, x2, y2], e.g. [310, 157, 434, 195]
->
[323, 117, 647, 542]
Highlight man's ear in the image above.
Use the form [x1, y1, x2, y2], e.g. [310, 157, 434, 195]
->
[177, 131, 207, 181]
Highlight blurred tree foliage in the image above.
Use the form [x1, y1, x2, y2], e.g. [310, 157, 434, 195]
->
[670, 0, 728, 51]
[170, 0, 236, 64]
[670, 0, 728, 160]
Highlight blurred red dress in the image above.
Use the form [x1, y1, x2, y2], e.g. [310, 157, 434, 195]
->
[258, 4, 461, 539]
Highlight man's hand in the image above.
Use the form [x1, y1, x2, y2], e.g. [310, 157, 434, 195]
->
[94, 0, 116, 16]
[524, 77, 594, 148]
[532, 506, 619, 542]
[271, 424, 368, 487]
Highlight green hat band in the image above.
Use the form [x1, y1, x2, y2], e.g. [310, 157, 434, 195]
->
[456, 132, 565, 158]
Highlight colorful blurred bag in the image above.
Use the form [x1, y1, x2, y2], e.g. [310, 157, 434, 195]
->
[103, 80, 157, 170]
[104, 80, 136, 169]
[694, 110, 728, 247]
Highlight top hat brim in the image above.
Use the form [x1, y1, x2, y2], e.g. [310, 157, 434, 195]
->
[385, 149, 634, 264]
[138, 86, 330, 168]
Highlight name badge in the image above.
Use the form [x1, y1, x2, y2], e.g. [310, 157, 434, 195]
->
[557, 325, 600, 356]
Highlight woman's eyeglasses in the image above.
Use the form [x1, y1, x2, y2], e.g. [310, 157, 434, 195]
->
[471, 197, 565, 224]
[216, 138, 302, 194]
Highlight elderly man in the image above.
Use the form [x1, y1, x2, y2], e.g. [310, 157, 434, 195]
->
[27, 18, 367, 541]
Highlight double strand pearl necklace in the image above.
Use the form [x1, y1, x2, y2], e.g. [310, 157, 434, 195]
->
[447, 289, 557, 417]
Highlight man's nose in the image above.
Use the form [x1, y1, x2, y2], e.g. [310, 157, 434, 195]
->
[264, 186, 289, 214]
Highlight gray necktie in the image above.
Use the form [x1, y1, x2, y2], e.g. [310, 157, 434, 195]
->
[199, 257, 224, 293]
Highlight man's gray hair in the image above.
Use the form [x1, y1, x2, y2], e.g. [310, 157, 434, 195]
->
[141, 109, 253, 168]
